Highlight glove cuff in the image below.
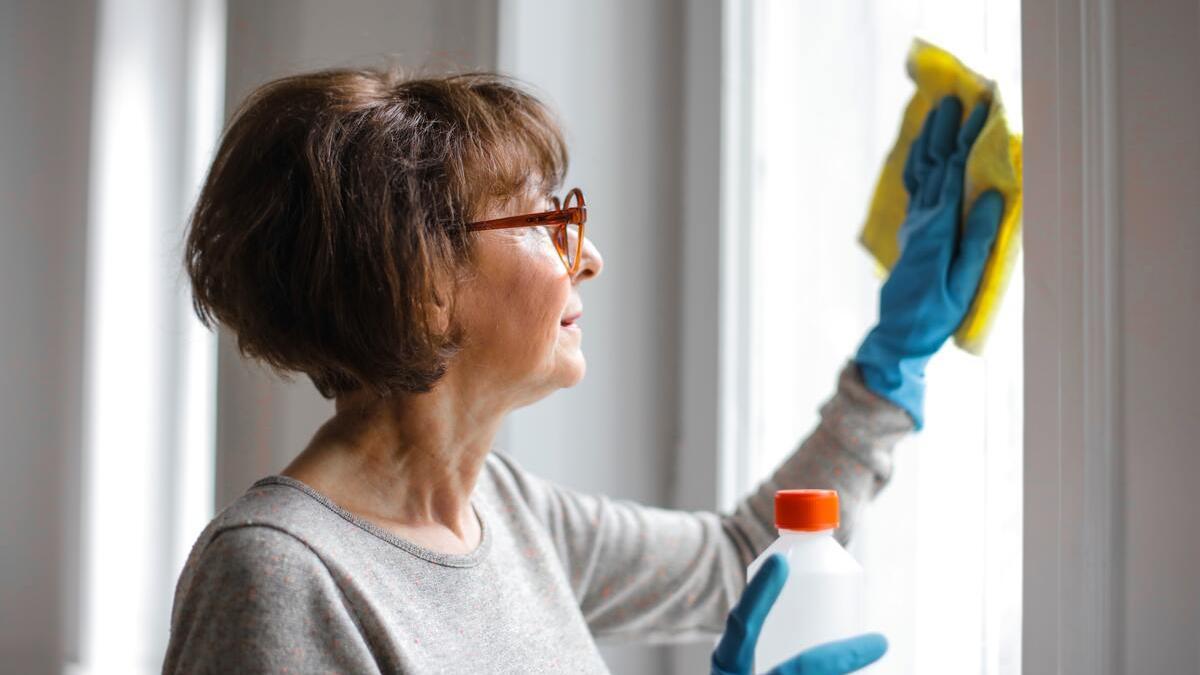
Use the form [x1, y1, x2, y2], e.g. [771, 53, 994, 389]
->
[854, 339, 928, 430]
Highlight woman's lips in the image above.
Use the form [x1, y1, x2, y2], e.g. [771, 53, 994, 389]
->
[560, 311, 582, 327]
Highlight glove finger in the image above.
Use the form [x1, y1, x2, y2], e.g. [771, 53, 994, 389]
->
[769, 633, 889, 675]
[903, 103, 938, 200]
[957, 99, 990, 154]
[712, 554, 789, 673]
[917, 96, 964, 208]
[928, 95, 963, 159]
[937, 100, 991, 209]
[947, 189, 1005, 307]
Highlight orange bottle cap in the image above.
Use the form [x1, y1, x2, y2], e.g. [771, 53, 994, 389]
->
[775, 489, 839, 531]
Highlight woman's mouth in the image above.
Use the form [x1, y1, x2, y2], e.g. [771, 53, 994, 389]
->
[560, 311, 582, 328]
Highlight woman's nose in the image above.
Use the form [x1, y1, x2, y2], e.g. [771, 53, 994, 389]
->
[573, 236, 603, 282]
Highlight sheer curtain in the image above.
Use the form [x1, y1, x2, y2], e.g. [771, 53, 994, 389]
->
[737, 1, 1022, 673]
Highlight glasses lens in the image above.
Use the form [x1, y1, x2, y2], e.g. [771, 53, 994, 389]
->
[560, 190, 584, 272]
[563, 223, 580, 271]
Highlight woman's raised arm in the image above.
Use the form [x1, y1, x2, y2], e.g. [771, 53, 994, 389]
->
[486, 362, 911, 644]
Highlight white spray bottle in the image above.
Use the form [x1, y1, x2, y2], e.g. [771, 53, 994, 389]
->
[746, 489, 865, 673]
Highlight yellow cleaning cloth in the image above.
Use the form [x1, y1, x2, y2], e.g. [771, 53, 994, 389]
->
[859, 39, 1023, 355]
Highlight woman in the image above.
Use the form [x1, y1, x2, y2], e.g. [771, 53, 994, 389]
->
[164, 67, 1000, 674]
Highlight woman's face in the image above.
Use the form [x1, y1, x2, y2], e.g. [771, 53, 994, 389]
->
[450, 190, 603, 409]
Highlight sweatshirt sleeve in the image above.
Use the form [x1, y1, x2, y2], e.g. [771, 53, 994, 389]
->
[493, 361, 912, 645]
[161, 525, 382, 674]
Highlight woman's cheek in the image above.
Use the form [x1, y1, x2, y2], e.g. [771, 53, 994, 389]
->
[504, 258, 560, 351]
[519, 237, 572, 323]
[533, 274, 568, 339]
[490, 233, 572, 365]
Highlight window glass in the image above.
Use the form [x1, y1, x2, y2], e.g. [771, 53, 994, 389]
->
[740, 1, 1022, 672]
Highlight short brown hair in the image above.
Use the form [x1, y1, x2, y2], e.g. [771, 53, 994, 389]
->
[185, 67, 568, 399]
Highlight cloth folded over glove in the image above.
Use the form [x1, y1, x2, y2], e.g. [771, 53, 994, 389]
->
[859, 38, 1023, 354]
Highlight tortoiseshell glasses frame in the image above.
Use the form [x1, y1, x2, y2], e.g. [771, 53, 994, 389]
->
[464, 187, 588, 274]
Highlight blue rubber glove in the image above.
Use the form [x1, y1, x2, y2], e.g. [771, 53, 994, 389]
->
[711, 554, 887, 675]
[855, 95, 1006, 429]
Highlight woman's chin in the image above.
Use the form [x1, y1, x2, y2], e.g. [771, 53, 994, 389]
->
[558, 353, 586, 387]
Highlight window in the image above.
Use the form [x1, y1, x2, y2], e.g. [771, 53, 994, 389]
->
[732, 1, 1023, 672]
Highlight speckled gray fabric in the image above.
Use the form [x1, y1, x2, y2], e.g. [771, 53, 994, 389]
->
[161, 362, 911, 674]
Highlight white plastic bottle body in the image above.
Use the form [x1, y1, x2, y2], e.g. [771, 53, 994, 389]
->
[746, 529, 865, 674]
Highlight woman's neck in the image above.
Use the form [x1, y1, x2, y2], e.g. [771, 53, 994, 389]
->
[281, 375, 506, 554]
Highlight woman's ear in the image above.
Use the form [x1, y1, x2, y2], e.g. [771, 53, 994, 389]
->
[428, 261, 474, 341]
[428, 290, 452, 335]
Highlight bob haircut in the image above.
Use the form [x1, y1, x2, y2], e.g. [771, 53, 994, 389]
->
[184, 67, 569, 399]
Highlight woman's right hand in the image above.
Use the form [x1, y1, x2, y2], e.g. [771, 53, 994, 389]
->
[710, 554, 888, 675]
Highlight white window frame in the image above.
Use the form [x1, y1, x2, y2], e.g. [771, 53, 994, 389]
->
[673, 0, 1123, 672]
[1020, 0, 1122, 672]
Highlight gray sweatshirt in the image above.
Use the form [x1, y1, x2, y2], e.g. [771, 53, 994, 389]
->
[162, 363, 911, 674]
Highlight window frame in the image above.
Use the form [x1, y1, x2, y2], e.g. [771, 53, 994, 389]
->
[1020, 0, 1122, 672]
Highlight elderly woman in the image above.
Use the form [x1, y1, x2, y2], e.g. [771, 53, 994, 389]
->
[163, 68, 1000, 674]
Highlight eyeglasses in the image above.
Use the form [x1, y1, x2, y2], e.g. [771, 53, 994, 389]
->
[464, 187, 587, 274]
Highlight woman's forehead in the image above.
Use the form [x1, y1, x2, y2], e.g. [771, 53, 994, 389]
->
[472, 187, 551, 221]
[518, 184, 556, 209]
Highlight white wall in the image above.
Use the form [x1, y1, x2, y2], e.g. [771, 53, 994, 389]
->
[0, 2, 95, 672]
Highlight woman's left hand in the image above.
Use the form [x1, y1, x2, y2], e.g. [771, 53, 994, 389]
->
[711, 554, 888, 675]
[855, 95, 1005, 430]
